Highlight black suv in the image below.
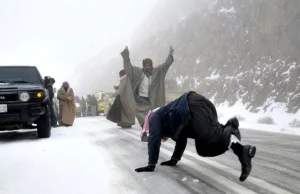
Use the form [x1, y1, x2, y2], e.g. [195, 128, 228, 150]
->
[0, 66, 53, 138]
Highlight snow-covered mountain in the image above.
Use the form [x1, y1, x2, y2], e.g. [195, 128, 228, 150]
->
[76, 0, 300, 118]
[130, 0, 300, 114]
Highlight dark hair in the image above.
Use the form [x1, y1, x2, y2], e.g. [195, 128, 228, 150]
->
[119, 69, 125, 77]
[142, 58, 153, 66]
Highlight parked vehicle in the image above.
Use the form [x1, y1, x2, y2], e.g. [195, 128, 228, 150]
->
[0, 66, 53, 138]
[94, 91, 116, 115]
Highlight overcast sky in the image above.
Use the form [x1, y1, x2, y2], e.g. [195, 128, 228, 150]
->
[0, 0, 157, 88]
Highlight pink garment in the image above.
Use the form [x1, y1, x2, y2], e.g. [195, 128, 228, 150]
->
[141, 110, 168, 142]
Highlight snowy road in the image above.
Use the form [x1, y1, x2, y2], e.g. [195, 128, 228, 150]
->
[0, 117, 299, 194]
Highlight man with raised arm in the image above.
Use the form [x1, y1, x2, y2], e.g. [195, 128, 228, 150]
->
[120, 46, 174, 127]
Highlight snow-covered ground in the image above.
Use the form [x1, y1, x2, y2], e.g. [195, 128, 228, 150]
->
[0, 121, 121, 194]
[215, 100, 300, 136]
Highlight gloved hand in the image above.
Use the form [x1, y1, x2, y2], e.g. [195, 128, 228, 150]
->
[160, 159, 178, 166]
[135, 165, 155, 172]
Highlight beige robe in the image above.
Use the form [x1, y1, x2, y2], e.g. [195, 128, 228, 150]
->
[57, 87, 76, 126]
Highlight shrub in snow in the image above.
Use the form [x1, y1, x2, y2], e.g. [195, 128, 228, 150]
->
[289, 119, 300, 128]
[257, 117, 275, 125]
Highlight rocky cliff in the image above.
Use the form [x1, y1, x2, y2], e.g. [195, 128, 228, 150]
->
[130, 0, 300, 113]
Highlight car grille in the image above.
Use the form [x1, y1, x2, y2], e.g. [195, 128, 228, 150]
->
[0, 92, 19, 102]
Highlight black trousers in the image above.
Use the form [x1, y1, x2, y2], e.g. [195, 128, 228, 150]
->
[50, 101, 58, 126]
[171, 93, 230, 161]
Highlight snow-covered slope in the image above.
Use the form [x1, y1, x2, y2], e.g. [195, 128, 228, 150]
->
[130, 0, 300, 116]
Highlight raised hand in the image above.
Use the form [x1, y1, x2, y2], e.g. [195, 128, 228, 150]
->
[121, 46, 130, 58]
[169, 46, 174, 56]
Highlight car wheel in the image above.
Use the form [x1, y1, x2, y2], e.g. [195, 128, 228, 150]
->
[37, 105, 51, 138]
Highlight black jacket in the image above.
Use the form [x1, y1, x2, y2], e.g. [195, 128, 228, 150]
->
[147, 91, 234, 165]
[147, 92, 192, 165]
[46, 85, 54, 102]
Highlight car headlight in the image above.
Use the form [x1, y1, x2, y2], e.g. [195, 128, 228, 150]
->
[20, 92, 30, 102]
[36, 92, 43, 98]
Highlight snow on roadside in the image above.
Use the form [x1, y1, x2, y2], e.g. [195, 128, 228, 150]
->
[215, 99, 300, 136]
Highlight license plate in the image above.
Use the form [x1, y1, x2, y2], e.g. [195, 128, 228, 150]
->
[0, 104, 7, 113]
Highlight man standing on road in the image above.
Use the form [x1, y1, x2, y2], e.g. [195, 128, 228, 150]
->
[107, 69, 135, 128]
[80, 97, 87, 117]
[86, 94, 92, 116]
[57, 81, 76, 126]
[135, 91, 257, 182]
[121, 46, 174, 127]
[45, 77, 58, 127]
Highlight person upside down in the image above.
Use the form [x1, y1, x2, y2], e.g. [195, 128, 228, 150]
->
[135, 91, 256, 182]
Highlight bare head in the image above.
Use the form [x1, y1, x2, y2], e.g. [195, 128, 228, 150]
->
[142, 58, 153, 76]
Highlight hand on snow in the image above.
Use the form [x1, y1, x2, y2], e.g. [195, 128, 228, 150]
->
[141, 132, 148, 142]
[160, 159, 178, 166]
[135, 165, 155, 172]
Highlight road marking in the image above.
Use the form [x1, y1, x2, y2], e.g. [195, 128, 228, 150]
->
[127, 130, 294, 194]
[120, 130, 258, 194]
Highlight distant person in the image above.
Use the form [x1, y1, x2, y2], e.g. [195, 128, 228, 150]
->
[90, 95, 98, 116]
[80, 97, 87, 116]
[57, 81, 76, 126]
[86, 94, 92, 116]
[45, 77, 58, 127]
[107, 69, 135, 128]
[121, 46, 174, 128]
[135, 91, 256, 182]
[103, 93, 111, 116]
[74, 96, 80, 102]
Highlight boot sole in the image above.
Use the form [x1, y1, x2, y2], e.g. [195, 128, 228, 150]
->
[239, 145, 256, 182]
[249, 146, 256, 158]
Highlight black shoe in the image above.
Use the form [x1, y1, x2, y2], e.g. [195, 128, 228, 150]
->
[141, 132, 148, 142]
[239, 145, 256, 182]
[121, 125, 132, 129]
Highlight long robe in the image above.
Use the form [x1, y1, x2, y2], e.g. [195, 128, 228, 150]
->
[57, 87, 76, 126]
[119, 75, 136, 125]
[107, 75, 135, 125]
[121, 51, 174, 126]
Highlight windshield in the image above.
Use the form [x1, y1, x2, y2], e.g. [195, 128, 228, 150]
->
[0, 67, 43, 84]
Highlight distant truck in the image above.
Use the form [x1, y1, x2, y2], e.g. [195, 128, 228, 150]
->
[94, 91, 116, 115]
[0, 66, 54, 138]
